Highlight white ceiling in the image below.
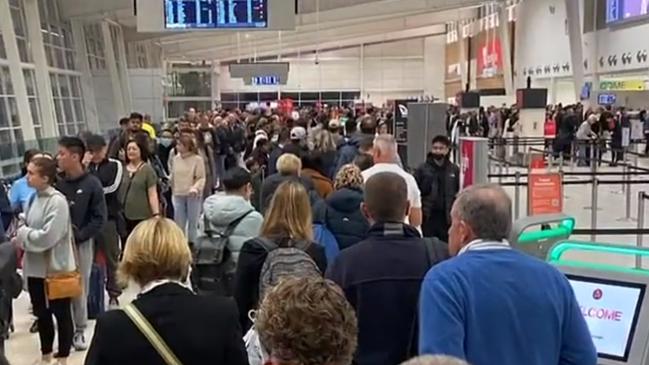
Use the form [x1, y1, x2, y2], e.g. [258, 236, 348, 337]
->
[60, 0, 486, 62]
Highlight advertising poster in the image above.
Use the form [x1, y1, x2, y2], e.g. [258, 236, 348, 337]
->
[394, 100, 409, 144]
[528, 172, 563, 216]
[477, 37, 502, 78]
[460, 139, 474, 189]
[568, 277, 645, 359]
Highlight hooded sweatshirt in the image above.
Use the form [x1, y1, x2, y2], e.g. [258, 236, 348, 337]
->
[55, 172, 107, 244]
[202, 194, 263, 264]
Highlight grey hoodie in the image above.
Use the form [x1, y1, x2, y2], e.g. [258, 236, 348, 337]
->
[17, 186, 76, 279]
[202, 193, 263, 264]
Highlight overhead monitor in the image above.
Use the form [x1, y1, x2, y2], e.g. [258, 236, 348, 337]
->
[566, 273, 646, 362]
[606, 0, 649, 24]
[165, 0, 268, 29]
[599, 93, 617, 106]
[137, 0, 295, 32]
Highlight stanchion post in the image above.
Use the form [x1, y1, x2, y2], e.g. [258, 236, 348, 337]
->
[591, 178, 598, 242]
[498, 163, 503, 185]
[514, 171, 520, 220]
[636, 192, 646, 269]
[626, 169, 633, 219]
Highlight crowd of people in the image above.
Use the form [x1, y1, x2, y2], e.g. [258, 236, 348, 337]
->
[0, 104, 600, 365]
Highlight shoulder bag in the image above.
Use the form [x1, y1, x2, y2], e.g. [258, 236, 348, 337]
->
[123, 303, 183, 365]
[45, 222, 82, 300]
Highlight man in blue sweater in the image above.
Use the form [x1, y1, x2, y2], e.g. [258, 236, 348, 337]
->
[419, 184, 597, 365]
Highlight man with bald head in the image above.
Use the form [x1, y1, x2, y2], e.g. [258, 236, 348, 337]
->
[362, 134, 422, 228]
[419, 184, 596, 365]
[327, 172, 448, 365]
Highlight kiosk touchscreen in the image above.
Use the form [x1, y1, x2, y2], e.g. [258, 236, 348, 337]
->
[559, 266, 649, 365]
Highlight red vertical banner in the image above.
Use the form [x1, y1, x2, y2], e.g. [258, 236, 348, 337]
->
[461, 139, 474, 189]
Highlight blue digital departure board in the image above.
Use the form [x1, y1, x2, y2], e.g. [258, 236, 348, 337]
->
[165, 0, 268, 29]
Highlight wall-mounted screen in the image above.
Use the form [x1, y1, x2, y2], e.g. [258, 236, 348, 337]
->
[598, 93, 617, 105]
[606, 0, 649, 24]
[567, 274, 646, 362]
[165, 0, 268, 29]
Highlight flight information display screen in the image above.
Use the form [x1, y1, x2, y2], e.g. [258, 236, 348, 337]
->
[607, 0, 649, 24]
[567, 274, 646, 361]
[165, 0, 268, 29]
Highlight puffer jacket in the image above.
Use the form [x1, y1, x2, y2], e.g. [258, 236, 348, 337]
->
[313, 187, 369, 250]
[202, 194, 264, 265]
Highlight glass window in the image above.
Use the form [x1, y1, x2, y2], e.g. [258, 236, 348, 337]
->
[69, 76, 81, 97]
[54, 48, 65, 69]
[35, 126, 42, 141]
[8, 99, 19, 127]
[1, 67, 13, 95]
[16, 39, 30, 63]
[11, 7, 25, 37]
[65, 50, 75, 70]
[73, 99, 84, 121]
[0, 100, 7, 127]
[23, 69, 35, 96]
[0, 130, 11, 144]
[57, 124, 66, 136]
[0, 36, 6, 60]
[62, 99, 73, 123]
[54, 99, 63, 123]
[50, 74, 59, 96]
[29, 98, 40, 126]
[58, 74, 69, 97]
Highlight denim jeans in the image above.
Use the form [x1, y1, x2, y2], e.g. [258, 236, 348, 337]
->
[173, 195, 202, 243]
[72, 240, 93, 334]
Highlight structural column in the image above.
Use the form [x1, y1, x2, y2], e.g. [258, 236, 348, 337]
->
[498, 4, 514, 96]
[23, 0, 57, 138]
[101, 21, 126, 118]
[423, 35, 445, 100]
[211, 60, 221, 109]
[70, 19, 100, 132]
[565, 0, 585, 102]
[0, 0, 36, 142]
[359, 43, 365, 100]
[114, 25, 132, 112]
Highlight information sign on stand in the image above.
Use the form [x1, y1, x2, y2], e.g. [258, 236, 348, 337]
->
[528, 172, 563, 216]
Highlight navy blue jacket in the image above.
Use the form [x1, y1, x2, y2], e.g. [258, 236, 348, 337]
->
[326, 223, 447, 365]
[313, 187, 368, 250]
[334, 133, 372, 174]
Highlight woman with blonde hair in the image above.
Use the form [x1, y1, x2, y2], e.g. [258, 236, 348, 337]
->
[313, 164, 369, 250]
[85, 218, 247, 365]
[312, 128, 338, 178]
[234, 180, 326, 330]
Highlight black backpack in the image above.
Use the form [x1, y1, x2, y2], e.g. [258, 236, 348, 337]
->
[191, 210, 253, 296]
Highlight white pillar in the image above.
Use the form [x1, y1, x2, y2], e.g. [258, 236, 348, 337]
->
[115, 25, 132, 112]
[499, 5, 514, 96]
[101, 21, 126, 117]
[23, 0, 57, 138]
[70, 19, 100, 132]
[565, 0, 585, 102]
[423, 35, 445, 100]
[211, 61, 221, 109]
[0, 0, 36, 141]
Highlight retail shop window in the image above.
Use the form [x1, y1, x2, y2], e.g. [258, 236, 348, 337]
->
[8, 99, 19, 127]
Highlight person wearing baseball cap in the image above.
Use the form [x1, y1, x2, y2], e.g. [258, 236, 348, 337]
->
[283, 126, 308, 158]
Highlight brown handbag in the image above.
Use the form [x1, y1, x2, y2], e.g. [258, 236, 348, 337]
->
[45, 224, 82, 300]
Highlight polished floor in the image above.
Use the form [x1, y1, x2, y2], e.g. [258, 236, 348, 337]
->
[6, 152, 649, 364]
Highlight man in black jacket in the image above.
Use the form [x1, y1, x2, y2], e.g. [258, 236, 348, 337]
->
[56, 136, 107, 351]
[86, 135, 123, 309]
[326, 172, 448, 365]
[414, 135, 460, 242]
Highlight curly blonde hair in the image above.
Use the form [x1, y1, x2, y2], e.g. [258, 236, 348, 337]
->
[334, 164, 364, 190]
[256, 277, 358, 365]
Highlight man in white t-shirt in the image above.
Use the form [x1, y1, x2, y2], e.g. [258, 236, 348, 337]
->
[362, 134, 422, 229]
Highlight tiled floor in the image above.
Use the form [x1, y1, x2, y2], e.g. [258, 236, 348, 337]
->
[6, 152, 649, 364]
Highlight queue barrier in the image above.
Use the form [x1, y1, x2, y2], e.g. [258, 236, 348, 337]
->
[510, 213, 575, 260]
[547, 241, 649, 276]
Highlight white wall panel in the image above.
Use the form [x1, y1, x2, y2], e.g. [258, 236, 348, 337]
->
[129, 68, 164, 124]
[91, 72, 118, 131]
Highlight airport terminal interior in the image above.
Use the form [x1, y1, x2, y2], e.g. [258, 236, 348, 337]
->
[3, 0, 649, 364]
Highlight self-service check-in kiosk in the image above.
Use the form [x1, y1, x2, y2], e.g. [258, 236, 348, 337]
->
[509, 213, 575, 260]
[549, 241, 649, 364]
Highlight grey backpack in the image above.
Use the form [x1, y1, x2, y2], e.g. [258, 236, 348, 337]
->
[256, 237, 321, 299]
